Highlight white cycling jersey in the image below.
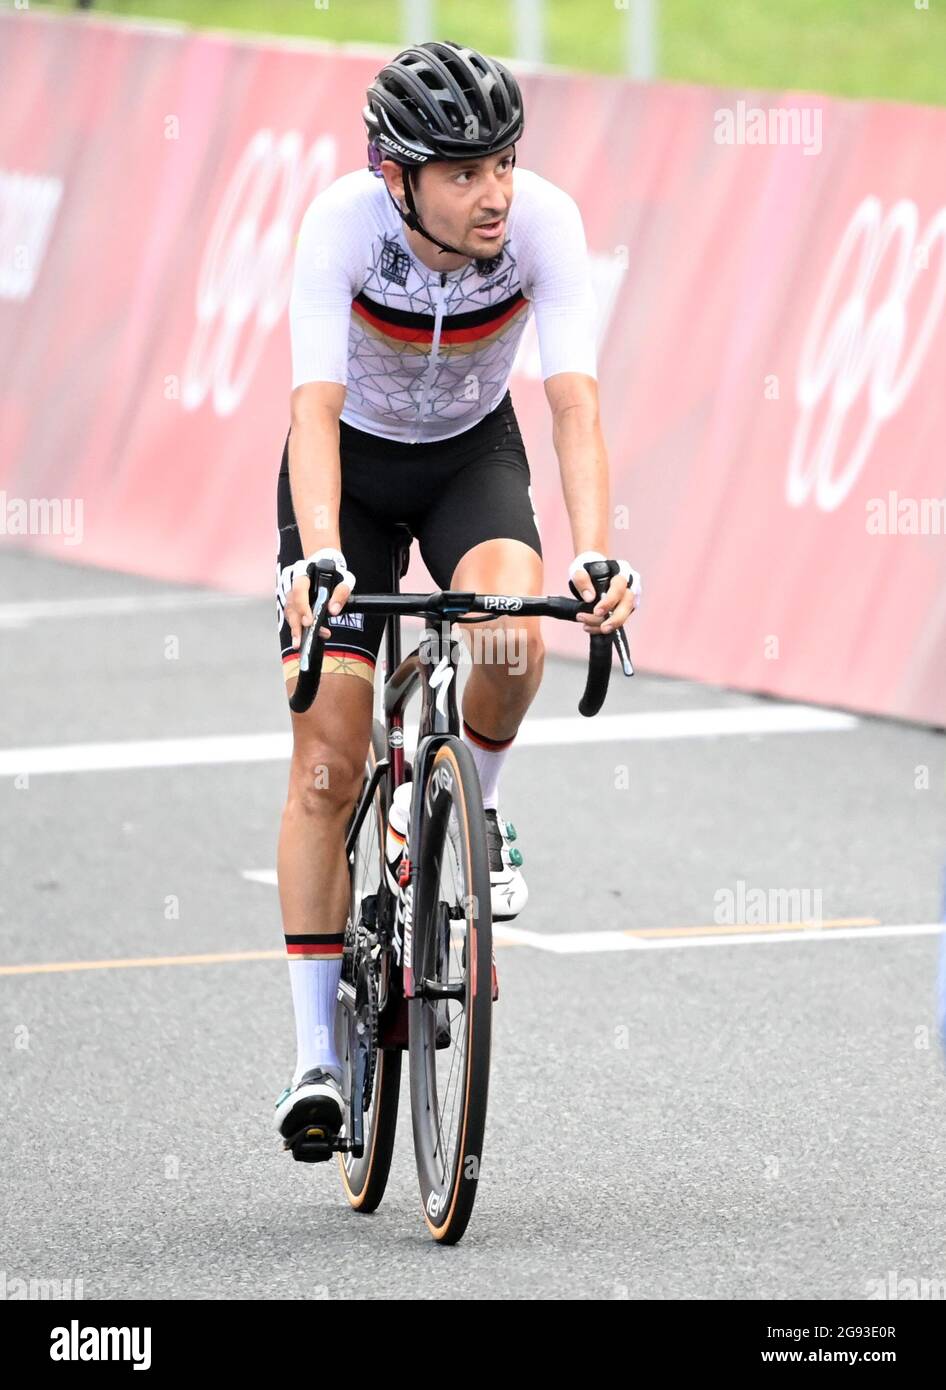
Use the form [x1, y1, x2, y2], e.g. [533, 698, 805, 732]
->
[289, 166, 598, 444]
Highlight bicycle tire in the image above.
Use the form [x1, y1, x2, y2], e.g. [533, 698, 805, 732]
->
[408, 737, 492, 1244]
[338, 719, 402, 1212]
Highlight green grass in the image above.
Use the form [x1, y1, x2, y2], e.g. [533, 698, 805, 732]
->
[37, 0, 946, 106]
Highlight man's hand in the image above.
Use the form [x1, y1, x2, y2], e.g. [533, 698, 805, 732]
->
[281, 548, 356, 649]
[569, 552, 641, 635]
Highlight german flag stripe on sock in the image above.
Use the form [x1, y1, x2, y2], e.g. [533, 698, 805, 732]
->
[462, 718, 516, 752]
[286, 932, 345, 959]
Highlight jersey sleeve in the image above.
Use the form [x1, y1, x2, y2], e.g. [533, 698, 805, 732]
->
[288, 187, 363, 390]
[517, 182, 598, 381]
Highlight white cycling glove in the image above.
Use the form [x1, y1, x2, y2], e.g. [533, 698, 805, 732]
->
[568, 550, 641, 605]
[279, 547, 356, 609]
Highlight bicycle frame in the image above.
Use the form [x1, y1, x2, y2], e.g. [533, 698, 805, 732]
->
[343, 525, 467, 1000]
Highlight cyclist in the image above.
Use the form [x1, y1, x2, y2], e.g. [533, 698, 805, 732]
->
[273, 40, 638, 1144]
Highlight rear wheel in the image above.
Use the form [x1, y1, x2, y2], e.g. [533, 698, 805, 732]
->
[337, 720, 402, 1212]
[408, 738, 492, 1244]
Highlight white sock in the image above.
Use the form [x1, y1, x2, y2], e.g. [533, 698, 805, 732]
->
[461, 717, 516, 812]
[288, 958, 342, 1086]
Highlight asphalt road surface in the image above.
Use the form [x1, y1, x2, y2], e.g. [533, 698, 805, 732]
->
[2, 549, 945, 1300]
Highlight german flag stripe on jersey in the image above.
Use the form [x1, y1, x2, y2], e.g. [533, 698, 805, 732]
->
[351, 288, 528, 350]
[286, 931, 345, 959]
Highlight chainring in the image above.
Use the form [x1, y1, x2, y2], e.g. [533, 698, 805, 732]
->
[353, 951, 379, 1111]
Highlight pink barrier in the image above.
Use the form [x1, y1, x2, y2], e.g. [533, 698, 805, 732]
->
[2, 14, 946, 722]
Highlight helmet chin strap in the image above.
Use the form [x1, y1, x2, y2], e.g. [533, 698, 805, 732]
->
[386, 150, 516, 262]
[391, 168, 465, 258]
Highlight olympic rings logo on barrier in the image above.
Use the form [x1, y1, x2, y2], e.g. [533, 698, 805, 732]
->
[787, 196, 946, 511]
[181, 130, 337, 417]
[0, 169, 63, 302]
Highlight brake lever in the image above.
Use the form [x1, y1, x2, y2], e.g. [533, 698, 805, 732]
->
[300, 562, 337, 673]
[613, 624, 634, 677]
[568, 573, 635, 678]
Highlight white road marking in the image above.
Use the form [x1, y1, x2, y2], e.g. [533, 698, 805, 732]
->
[510, 706, 858, 743]
[239, 872, 944, 952]
[0, 734, 291, 776]
[0, 703, 857, 777]
[3, 923, 940, 978]
[494, 922, 945, 952]
[0, 592, 253, 628]
[243, 870, 279, 887]
[495, 927, 646, 953]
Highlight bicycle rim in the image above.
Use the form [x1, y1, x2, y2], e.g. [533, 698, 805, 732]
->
[338, 720, 401, 1210]
[409, 738, 492, 1244]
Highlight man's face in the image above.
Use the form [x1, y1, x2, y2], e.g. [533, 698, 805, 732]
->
[384, 148, 515, 258]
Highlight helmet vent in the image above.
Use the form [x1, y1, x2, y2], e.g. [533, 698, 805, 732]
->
[364, 40, 524, 162]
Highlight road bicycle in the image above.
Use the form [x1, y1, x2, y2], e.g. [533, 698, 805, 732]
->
[283, 524, 633, 1243]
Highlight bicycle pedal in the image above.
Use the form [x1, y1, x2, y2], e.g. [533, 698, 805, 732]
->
[284, 1124, 337, 1163]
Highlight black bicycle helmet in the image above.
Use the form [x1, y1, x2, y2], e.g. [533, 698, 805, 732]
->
[364, 40, 524, 258]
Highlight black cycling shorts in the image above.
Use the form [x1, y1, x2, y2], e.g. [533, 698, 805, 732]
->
[276, 389, 543, 686]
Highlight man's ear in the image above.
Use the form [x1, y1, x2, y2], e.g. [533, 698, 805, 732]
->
[380, 159, 407, 204]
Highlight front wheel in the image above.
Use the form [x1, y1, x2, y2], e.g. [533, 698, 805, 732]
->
[408, 738, 492, 1244]
[337, 719, 402, 1213]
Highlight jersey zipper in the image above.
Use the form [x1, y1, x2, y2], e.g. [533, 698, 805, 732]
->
[413, 271, 448, 443]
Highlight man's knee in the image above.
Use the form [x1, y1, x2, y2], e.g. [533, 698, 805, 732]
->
[471, 619, 544, 681]
[288, 740, 365, 818]
[285, 674, 373, 817]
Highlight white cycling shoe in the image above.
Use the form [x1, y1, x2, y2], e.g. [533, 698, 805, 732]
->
[447, 807, 527, 921]
[274, 1065, 345, 1143]
[484, 809, 527, 921]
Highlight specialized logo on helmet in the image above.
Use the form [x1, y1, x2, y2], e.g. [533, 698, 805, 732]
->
[787, 195, 946, 512]
[380, 136, 427, 164]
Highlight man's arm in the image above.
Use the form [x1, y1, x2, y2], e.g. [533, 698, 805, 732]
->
[287, 381, 346, 556]
[287, 182, 363, 554]
[525, 181, 637, 630]
[546, 370, 636, 632]
[544, 371, 609, 559]
[283, 185, 361, 641]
